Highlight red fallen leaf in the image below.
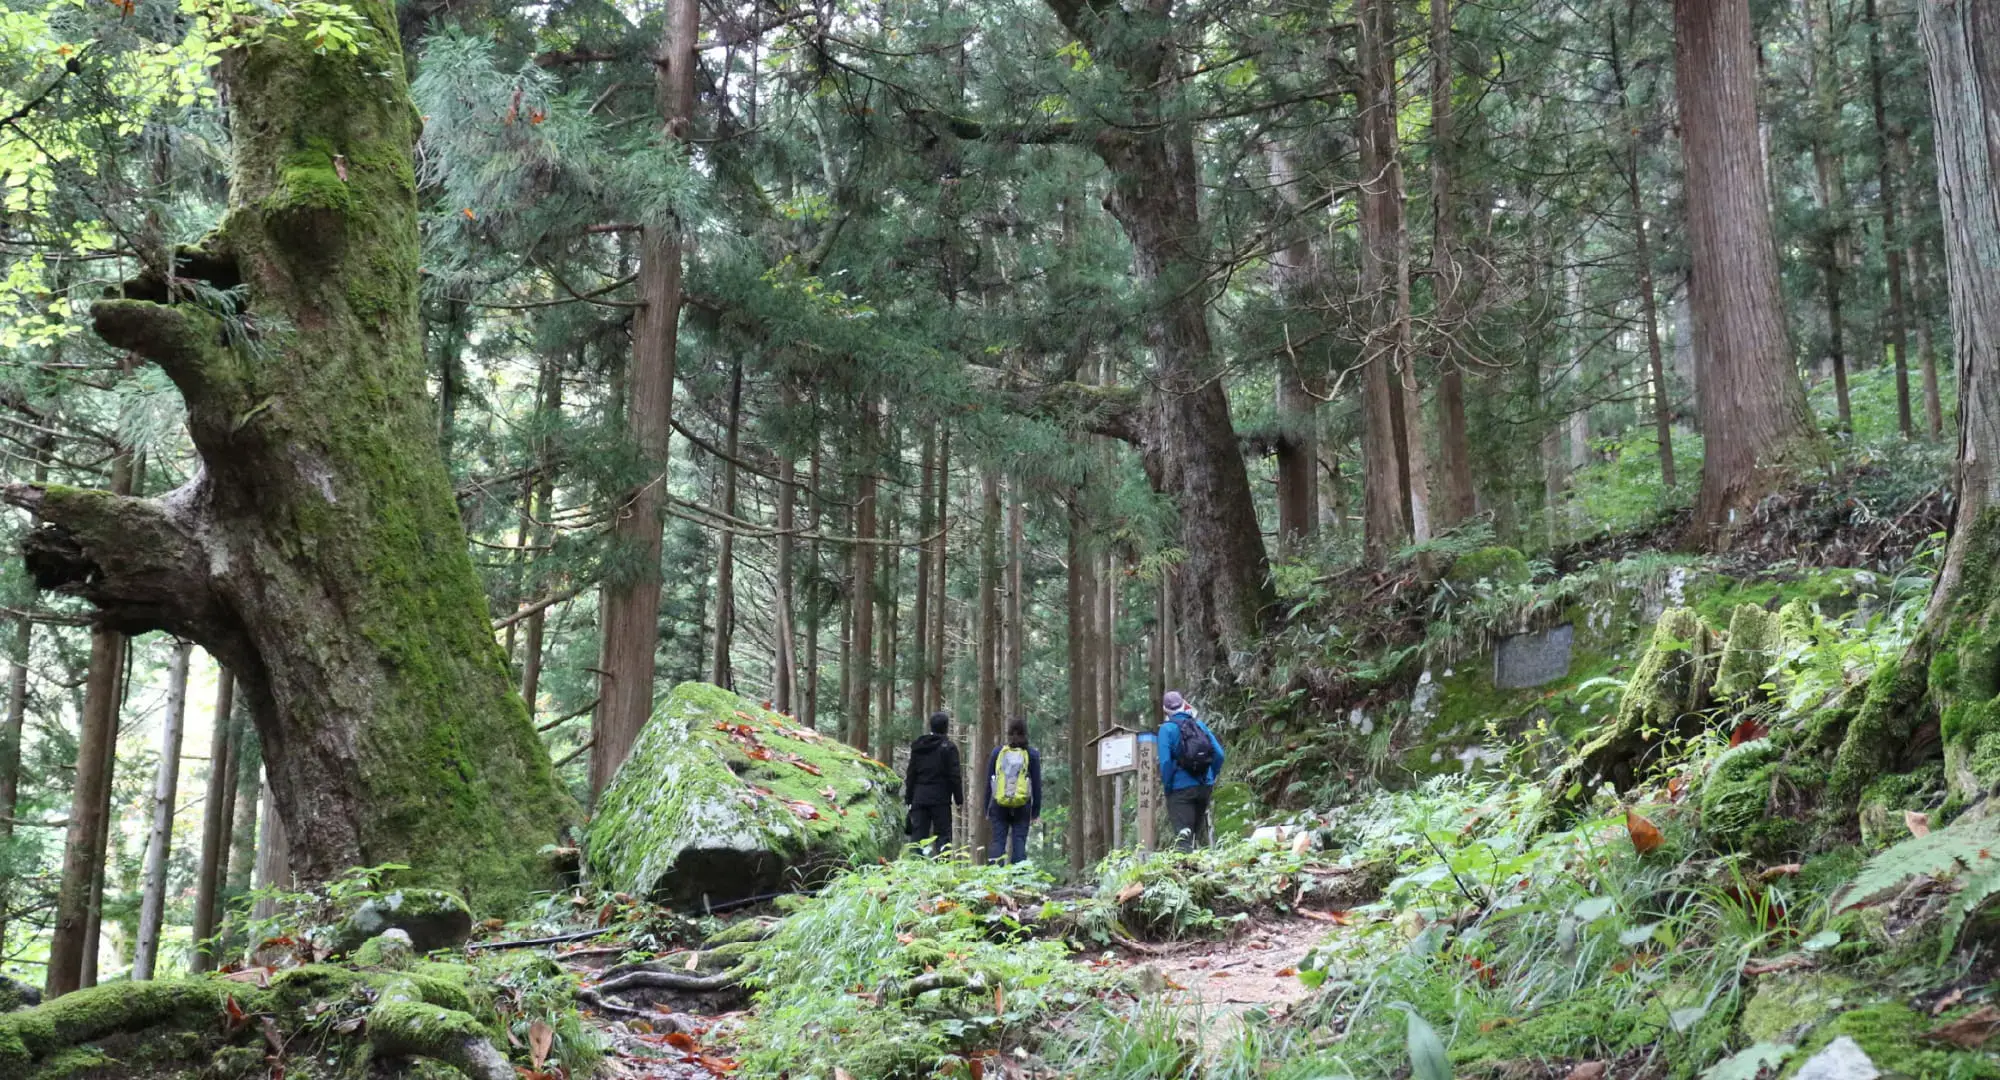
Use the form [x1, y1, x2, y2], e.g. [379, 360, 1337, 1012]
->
[1478, 1018, 1517, 1033]
[1276, 967, 1298, 977]
[1467, 956, 1499, 987]
[1908, 810, 1933, 838]
[665, 1032, 699, 1051]
[785, 800, 822, 820]
[1666, 775, 1689, 803]
[1300, 909, 1354, 924]
[1626, 809, 1664, 855]
[790, 757, 823, 776]
[745, 784, 774, 797]
[746, 745, 775, 761]
[1115, 881, 1145, 904]
[968, 1058, 985, 1080]
[694, 1054, 738, 1073]
[1729, 717, 1769, 747]
[1925, 1005, 2000, 1049]
[224, 995, 250, 1033]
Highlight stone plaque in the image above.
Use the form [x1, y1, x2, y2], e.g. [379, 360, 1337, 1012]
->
[1493, 623, 1574, 689]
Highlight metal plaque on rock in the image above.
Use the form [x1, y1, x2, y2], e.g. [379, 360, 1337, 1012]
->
[1493, 623, 1574, 689]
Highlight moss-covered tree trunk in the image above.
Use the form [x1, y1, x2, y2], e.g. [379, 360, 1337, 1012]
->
[1830, 0, 2000, 812]
[3, 0, 566, 906]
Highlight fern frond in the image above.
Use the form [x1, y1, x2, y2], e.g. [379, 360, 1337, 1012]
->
[1837, 813, 2000, 912]
[1941, 861, 2000, 963]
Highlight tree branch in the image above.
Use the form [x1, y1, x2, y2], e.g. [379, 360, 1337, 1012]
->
[2, 482, 224, 639]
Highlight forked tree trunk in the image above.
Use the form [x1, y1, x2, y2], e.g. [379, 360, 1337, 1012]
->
[593, 0, 697, 797]
[14, 0, 569, 920]
[134, 639, 194, 980]
[1830, 0, 2000, 811]
[1674, 0, 1821, 543]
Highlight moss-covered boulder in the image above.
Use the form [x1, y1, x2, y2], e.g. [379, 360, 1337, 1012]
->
[0, 975, 37, 1012]
[1714, 603, 1785, 700]
[588, 682, 903, 906]
[1557, 607, 1714, 799]
[334, 888, 473, 955]
[1445, 546, 1531, 589]
[1700, 739, 1800, 855]
[1738, 972, 1858, 1044]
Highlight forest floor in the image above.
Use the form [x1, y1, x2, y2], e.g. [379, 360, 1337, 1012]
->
[560, 913, 1339, 1079]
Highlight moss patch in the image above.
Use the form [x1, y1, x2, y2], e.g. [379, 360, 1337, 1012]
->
[1785, 1002, 2000, 1079]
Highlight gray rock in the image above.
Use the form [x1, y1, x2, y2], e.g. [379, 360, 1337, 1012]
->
[0, 974, 39, 1011]
[336, 888, 473, 954]
[1494, 623, 1575, 689]
[1794, 1037, 1880, 1080]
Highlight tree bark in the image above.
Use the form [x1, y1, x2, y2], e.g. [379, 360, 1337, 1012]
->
[251, 777, 287, 921]
[803, 441, 823, 729]
[227, 728, 260, 896]
[190, 670, 237, 973]
[709, 360, 744, 690]
[1674, 0, 1821, 543]
[1608, 7, 1678, 487]
[519, 357, 562, 712]
[975, 470, 1002, 860]
[1065, 507, 1089, 876]
[1003, 492, 1023, 724]
[134, 639, 194, 980]
[1268, 146, 1320, 551]
[1911, 231, 1945, 440]
[929, 435, 949, 718]
[873, 481, 899, 764]
[911, 430, 935, 727]
[1041, 0, 1273, 680]
[595, 0, 696, 796]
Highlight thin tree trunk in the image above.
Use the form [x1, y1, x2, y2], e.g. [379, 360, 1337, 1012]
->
[520, 356, 562, 712]
[227, 730, 260, 895]
[1868, 0, 1914, 437]
[928, 435, 950, 718]
[873, 481, 899, 764]
[847, 405, 879, 752]
[1269, 146, 1321, 551]
[1003, 492, 1023, 723]
[0, 614, 29, 955]
[1065, 509, 1089, 876]
[1430, 0, 1477, 527]
[773, 385, 800, 714]
[45, 447, 133, 998]
[251, 777, 287, 922]
[1806, 0, 1853, 432]
[710, 360, 744, 690]
[1609, 6, 1677, 487]
[593, 0, 697, 798]
[1911, 232, 1945, 440]
[1095, 546, 1115, 857]
[974, 470, 1002, 861]
[804, 440, 823, 729]
[190, 670, 237, 972]
[134, 639, 194, 980]
[911, 431, 935, 726]
[1360, 0, 1414, 560]
[1675, 0, 1821, 542]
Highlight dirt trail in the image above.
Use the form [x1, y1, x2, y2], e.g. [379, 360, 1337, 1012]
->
[1144, 918, 1330, 1044]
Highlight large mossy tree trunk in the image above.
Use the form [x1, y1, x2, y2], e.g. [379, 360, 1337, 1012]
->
[1830, 0, 2000, 813]
[4, 0, 567, 908]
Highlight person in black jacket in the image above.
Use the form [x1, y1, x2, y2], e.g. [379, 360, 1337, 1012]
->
[904, 711, 962, 854]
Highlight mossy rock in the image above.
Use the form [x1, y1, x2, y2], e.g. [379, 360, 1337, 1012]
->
[0, 975, 38, 1012]
[335, 889, 473, 955]
[1738, 972, 1858, 1044]
[1558, 607, 1714, 798]
[588, 682, 903, 906]
[1783, 1002, 2000, 1079]
[1714, 603, 1785, 700]
[1700, 739, 1798, 855]
[1446, 546, 1531, 589]
[1857, 765, 1946, 848]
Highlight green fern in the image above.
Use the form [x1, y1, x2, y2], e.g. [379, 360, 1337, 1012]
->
[1837, 812, 2000, 913]
[1941, 861, 2000, 962]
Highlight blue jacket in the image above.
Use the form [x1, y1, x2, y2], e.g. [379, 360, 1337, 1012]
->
[983, 745, 1042, 818]
[1158, 711, 1224, 792]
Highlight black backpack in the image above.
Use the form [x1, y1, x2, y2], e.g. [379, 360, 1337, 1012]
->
[1169, 719, 1216, 777]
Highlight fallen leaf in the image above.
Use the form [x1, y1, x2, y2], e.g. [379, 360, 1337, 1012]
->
[994, 984, 1005, 1016]
[1300, 908, 1354, 925]
[1926, 1005, 2000, 1049]
[222, 967, 272, 988]
[1935, 988, 1968, 1016]
[746, 745, 775, 761]
[1626, 808, 1664, 855]
[1276, 967, 1297, 977]
[224, 994, 249, 1033]
[1759, 863, 1804, 882]
[1729, 717, 1769, 747]
[665, 1032, 699, 1051]
[685, 950, 701, 971]
[1666, 775, 1689, 802]
[1908, 810, 1933, 838]
[1290, 830, 1313, 857]
[1115, 881, 1145, 904]
[1477, 1017, 1516, 1033]
[528, 1018, 553, 1070]
[1565, 1064, 1609, 1080]
[790, 757, 823, 776]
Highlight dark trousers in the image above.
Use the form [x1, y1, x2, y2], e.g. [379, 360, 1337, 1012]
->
[988, 805, 1031, 864]
[908, 802, 953, 853]
[1166, 784, 1213, 852]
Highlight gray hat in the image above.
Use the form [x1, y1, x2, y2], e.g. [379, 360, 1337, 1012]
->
[1163, 691, 1186, 711]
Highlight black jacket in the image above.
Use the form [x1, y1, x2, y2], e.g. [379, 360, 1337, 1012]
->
[905, 733, 963, 807]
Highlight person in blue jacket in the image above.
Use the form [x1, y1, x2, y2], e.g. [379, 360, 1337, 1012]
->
[1157, 691, 1225, 851]
[983, 718, 1042, 865]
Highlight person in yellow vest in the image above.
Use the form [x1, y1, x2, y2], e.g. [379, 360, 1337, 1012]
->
[983, 719, 1042, 865]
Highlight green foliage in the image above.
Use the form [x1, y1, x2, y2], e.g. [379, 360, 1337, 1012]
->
[1836, 812, 2000, 914]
